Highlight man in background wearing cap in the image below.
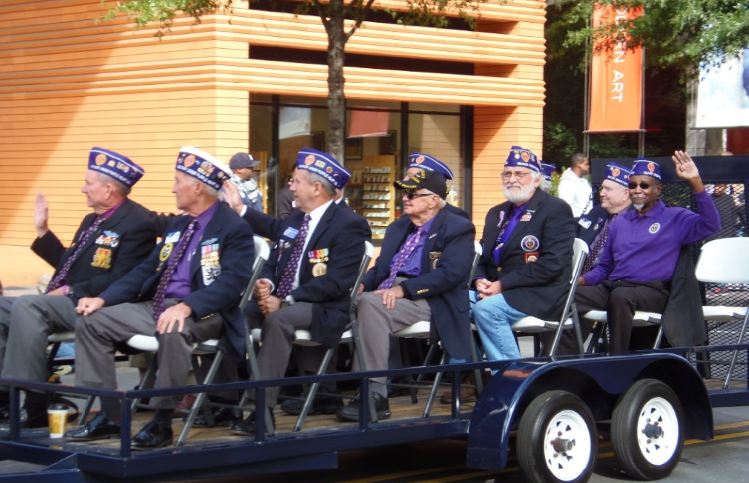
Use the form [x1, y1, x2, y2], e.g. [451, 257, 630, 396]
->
[337, 170, 475, 422]
[405, 152, 469, 219]
[575, 151, 720, 354]
[0, 147, 159, 428]
[69, 147, 254, 448]
[540, 162, 556, 192]
[232, 148, 370, 435]
[577, 163, 632, 271]
[558, 152, 592, 218]
[229, 152, 263, 213]
[472, 146, 575, 361]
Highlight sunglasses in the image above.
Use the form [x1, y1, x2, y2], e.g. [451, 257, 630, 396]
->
[628, 181, 653, 190]
[403, 191, 435, 200]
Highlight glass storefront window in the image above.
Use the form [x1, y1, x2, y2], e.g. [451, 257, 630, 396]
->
[249, 96, 467, 236]
[408, 112, 464, 208]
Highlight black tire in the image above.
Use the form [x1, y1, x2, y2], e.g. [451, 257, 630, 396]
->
[611, 378, 684, 480]
[517, 390, 598, 483]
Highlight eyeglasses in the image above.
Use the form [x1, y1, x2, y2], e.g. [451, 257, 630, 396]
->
[403, 191, 435, 200]
[501, 170, 530, 181]
[628, 181, 652, 190]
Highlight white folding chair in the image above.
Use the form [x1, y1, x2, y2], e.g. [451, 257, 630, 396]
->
[127, 235, 270, 447]
[695, 237, 749, 388]
[249, 241, 373, 431]
[511, 238, 589, 356]
[582, 310, 664, 350]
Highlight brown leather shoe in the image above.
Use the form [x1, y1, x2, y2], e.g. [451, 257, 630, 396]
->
[439, 384, 478, 404]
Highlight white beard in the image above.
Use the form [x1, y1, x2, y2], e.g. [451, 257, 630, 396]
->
[633, 203, 644, 211]
[503, 183, 536, 204]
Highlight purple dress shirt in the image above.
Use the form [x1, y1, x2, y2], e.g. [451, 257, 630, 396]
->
[583, 191, 720, 285]
[164, 202, 219, 299]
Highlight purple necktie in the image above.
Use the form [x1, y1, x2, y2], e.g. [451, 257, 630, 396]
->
[276, 215, 310, 298]
[152, 219, 199, 320]
[583, 218, 609, 273]
[47, 215, 109, 293]
[379, 226, 424, 290]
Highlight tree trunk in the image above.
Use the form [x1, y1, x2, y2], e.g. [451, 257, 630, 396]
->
[325, 0, 347, 164]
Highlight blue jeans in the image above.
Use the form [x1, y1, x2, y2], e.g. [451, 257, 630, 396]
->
[471, 291, 526, 361]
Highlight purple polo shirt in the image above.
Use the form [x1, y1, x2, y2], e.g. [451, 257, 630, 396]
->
[583, 191, 720, 285]
[164, 201, 219, 299]
[393, 217, 435, 277]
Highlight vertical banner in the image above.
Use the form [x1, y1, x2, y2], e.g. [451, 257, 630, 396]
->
[587, 4, 644, 132]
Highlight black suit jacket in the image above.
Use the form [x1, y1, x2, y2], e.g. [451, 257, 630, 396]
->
[362, 209, 476, 360]
[243, 200, 352, 241]
[261, 201, 371, 346]
[662, 245, 706, 347]
[576, 205, 609, 247]
[100, 202, 255, 358]
[31, 198, 159, 303]
[475, 189, 575, 320]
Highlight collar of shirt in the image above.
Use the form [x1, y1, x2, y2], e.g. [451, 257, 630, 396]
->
[195, 201, 220, 227]
[100, 199, 126, 220]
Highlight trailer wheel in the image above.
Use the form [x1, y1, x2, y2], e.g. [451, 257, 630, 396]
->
[517, 390, 597, 483]
[611, 379, 684, 480]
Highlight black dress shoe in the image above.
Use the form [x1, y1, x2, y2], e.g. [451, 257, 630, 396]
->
[280, 393, 343, 416]
[190, 406, 242, 427]
[132, 420, 173, 450]
[336, 393, 391, 423]
[66, 413, 120, 441]
[230, 410, 275, 436]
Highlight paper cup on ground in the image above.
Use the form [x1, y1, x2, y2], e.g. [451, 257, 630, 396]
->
[47, 404, 68, 438]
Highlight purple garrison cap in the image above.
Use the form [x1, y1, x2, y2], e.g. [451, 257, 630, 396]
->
[504, 145, 541, 173]
[605, 163, 631, 187]
[540, 162, 557, 181]
[408, 152, 454, 180]
[175, 146, 232, 190]
[88, 147, 144, 187]
[630, 159, 662, 181]
[295, 148, 351, 189]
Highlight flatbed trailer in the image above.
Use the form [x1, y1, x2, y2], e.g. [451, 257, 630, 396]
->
[0, 343, 747, 482]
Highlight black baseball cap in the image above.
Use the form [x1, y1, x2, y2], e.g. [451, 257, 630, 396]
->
[394, 170, 447, 199]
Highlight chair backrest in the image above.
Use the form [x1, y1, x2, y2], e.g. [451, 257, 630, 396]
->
[569, 238, 589, 285]
[350, 241, 374, 302]
[695, 237, 749, 284]
[238, 235, 271, 312]
[467, 240, 483, 284]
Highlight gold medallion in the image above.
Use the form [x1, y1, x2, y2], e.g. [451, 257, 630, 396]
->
[159, 243, 173, 262]
[312, 262, 327, 277]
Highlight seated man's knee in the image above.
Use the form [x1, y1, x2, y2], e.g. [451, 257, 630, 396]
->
[472, 297, 494, 320]
[609, 288, 634, 307]
[263, 310, 294, 339]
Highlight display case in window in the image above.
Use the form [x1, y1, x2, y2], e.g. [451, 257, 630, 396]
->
[360, 156, 396, 239]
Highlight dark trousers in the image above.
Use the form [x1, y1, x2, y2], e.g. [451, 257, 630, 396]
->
[559, 281, 669, 355]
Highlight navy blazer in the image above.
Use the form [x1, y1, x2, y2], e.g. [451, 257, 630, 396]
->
[243, 200, 352, 241]
[31, 198, 159, 304]
[474, 189, 575, 320]
[99, 202, 255, 359]
[362, 208, 476, 360]
[261, 201, 371, 346]
[576, 205, 609, 247]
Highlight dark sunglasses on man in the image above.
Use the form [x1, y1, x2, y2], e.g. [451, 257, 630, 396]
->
[403, 190, 435, 200]
[628, 181, 653, 190]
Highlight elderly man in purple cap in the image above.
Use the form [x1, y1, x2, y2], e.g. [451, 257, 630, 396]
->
[69, 147, 254, 448]
[231, 148, 370, 435]
[472, 146, 575, 361]
[575, 151, 720, 354]
[405, 152, 469, 219]
[0, 147, 159, 428]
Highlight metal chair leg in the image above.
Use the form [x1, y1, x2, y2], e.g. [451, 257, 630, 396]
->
[470, 336, 483, 394]
[77, 396, 96, 425]
[723, 310, 749, 389]
[131, 356, 157, 413]
[294, 348, 334, 432]
[422, 352, 447, 418]
[177, 351, 223, 447]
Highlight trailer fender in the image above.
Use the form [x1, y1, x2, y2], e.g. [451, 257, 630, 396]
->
[466, 353, 711, 470]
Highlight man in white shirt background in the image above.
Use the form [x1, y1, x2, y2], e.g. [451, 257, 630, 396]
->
[558, 152, 592, 218]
